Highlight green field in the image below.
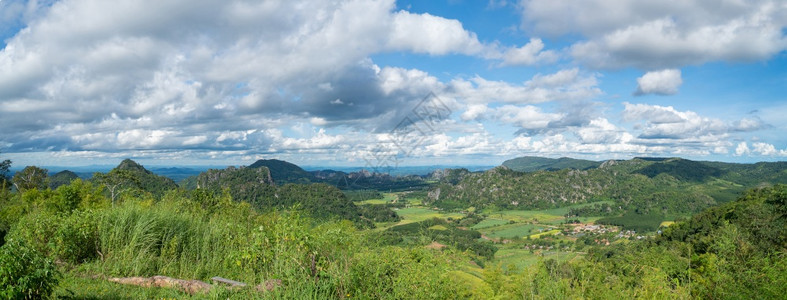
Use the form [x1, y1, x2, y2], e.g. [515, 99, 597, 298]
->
[353, 192, 398, 205]
[355, 199, 388, 205]
[493, 248, 583, 271]
[479, 223, 548, 239]
[393, 207, 465, 225]
[483, 201, 616, 224]
[471, 218, 510, 229]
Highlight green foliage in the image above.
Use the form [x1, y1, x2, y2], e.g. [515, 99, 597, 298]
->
[12, 165, 48, 192]
[0, 155, 10, 188]
[382, 218, 497, 260]
[275, 183, 367, 226]
[52, 209, 101, 263]
[347, 247, 458, 299]
[0, 238, 59, 299]
[357, 204, 401, 222]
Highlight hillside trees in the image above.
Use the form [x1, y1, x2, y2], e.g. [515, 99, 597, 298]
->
[12, 166, 48, 192]
[0, 154, 10, 189]
[93, 169, 140, 204]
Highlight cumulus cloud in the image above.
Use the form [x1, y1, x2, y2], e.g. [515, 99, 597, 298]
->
[520, 0, 787, 69]
[447, 68, 601, 105]
[635, 69, 682, 96]
[0, 0, 782, 164]
[499, 38, 559, 66]
[623, 102, 736, 139]
[734, 141, 787, 156]
[0, 0, 519, 153]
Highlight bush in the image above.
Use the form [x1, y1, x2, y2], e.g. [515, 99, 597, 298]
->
[52, 209, 100, 263]
[0, 239, 59, 299]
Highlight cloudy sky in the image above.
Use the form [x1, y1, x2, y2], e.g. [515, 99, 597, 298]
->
[1, 0, 786, 167]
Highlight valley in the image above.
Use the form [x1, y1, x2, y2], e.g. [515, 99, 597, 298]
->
[0, 155, 785, 298]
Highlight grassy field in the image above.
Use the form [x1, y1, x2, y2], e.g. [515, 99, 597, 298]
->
[355, 199, 388, 205]
[392, 207, 465, 225]
[471, 218, 510, 230]
[353, 192, 398, 205]
[493, 248, 583, 271]
[482, 201, 616, 225]
[478, 223, 547, 239]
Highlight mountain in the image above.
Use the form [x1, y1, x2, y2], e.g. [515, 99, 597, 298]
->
[248, 159, 314, 184]
[502, 156, 601, 172]
[111, 159, 178, 196]
[48, 170, 79, 189]
[428, 157, 787, 215]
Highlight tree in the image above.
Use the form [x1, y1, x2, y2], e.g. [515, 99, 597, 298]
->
[92, 169, 140, 204]
[0, 152, 10, 189]
[12, 166, 48, 192]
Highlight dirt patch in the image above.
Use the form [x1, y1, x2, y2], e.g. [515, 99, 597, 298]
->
[425, 241, 447, 249]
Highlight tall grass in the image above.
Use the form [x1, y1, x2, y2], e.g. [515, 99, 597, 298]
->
[88, 197, 371, 297]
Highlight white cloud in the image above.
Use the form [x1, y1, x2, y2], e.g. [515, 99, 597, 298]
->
[735, 142, 751, 156]
[574, 118, 630, 144]
[521, 0, 787, 69]
[752, 142, 787, 156]
[635, 69, 682, 96]
[388, 10, 487, 56]
[447, 68, 601, 104]
[499, 38, 558, 66]
[734, 141, 787, 156]
[494, 105, 562, 129]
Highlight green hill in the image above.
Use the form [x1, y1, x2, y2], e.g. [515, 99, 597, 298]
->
[104, 159, 178, 196]
[248, 159, 314, 184]
[48, 170, 79, 189]
[635, 158, 724, 182]
[502, 156, 601, 172]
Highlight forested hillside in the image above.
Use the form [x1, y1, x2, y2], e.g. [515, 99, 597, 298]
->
[429, 158, 787, 216]
[502, 156, 601, 172]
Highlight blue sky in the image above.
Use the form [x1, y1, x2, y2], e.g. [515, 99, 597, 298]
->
[0, 0, 786, 168]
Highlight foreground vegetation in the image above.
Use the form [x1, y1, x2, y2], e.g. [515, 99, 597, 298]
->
[0, 157, 785, 299]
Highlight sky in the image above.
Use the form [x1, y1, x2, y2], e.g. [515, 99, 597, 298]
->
[1, 0, 786, 168]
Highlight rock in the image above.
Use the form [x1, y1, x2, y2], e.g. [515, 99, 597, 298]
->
[108, 276, 212, 295]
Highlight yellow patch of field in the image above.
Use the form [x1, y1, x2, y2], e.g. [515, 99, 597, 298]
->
[355, 199, 388, 205]
[428, 224, 448, 231]
[660, 221, 675, 227]
[395, 207, 464, 223]
[528, 229, 560, 239]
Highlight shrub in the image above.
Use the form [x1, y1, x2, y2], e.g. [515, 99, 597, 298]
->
[0, 239, 59, 299]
